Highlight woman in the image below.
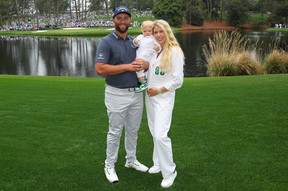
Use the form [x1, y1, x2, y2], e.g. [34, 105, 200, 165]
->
[145, 20, 185, 188]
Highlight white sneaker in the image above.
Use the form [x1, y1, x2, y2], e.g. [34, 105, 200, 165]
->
[124, 160, 148, 172]
[161, 170, 177, 188]
[104, 167, 119, 183]
[148, 165, 161, 174]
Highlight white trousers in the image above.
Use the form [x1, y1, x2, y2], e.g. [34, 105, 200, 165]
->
[136, 70, 145, 78]
[104, 85, 143, 168]
[145, 91, 176, 179]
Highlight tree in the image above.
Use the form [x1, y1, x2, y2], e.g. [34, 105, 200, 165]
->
[0, 0, 10, 27]
[89, 0, 109, 16]
[53, 0, 69, 26]
[274, 3, 288, 27]
[152, 0, 184, 27]
[205, 0, 213, 20]
[133, 0, 154, 10]
[0, 0, 32, 27]
[103, 0, 109, 15]
[224, 0, 250, 26]
[184, 0, 206, 26]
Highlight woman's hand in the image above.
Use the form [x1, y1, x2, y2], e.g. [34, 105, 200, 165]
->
[147, 86, 167, 97]
[147, 87, 158, 97]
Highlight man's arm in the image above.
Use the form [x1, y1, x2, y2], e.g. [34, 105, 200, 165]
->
[95, 59, 149, 76]
[96, 62, 137, 76]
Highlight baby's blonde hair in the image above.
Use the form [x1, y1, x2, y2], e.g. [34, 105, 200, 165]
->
[141, 20, 153, 30]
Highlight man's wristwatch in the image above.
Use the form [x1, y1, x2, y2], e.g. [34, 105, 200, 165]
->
[157, 89, 163, 95]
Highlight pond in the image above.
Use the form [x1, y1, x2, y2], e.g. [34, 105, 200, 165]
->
[1, 30, 288, 78]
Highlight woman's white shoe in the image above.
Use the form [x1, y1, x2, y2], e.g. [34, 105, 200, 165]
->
[161, 171, 177, 188]
[148, 165, 161, 174]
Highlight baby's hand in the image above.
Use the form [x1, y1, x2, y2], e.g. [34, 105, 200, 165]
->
[153, 44, 161, 52]
[133, 39, 140, 46]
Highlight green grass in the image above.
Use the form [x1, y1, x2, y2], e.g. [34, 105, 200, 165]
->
[0, 74, 287, 191]
[0, 27, 142, 37]
[266, 28, 288, 32]
[248, 13, 269, 24]
[0, 26, 179, 37]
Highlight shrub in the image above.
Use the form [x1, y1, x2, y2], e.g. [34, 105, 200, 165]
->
[203, 30, 250, 60]
[206, 52, 262, 76]
[203, 30, 262, 76]
[235, 52, 263, 75]
[207, 53, 236, 76]
[264, 50, 288, 74]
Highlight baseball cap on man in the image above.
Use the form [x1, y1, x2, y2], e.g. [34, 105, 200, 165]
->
[113, 6, 131, 18]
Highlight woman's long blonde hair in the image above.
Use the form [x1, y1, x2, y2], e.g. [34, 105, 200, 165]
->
[153, 20, 184, 73]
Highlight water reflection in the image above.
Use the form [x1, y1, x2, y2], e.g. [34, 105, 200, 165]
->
[175, 32, 215, 77]
[0, 36, 100, 77]
[1, 31, 288, 78]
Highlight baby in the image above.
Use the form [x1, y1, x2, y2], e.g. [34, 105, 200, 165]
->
[133, 20, 161, 93]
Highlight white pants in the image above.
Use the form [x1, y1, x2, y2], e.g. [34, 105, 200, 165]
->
[104, 85, 143, 168]
[136, 70, 145, 78]
[145, 91, 176, 179]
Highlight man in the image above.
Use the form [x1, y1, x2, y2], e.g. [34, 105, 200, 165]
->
[95, 6, 149, 183]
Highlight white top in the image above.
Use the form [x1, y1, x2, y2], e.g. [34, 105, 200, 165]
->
[146, 47, 184, 92]
[134, 34, 161, 61]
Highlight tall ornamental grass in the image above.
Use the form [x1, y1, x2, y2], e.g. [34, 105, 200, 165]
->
[203, 30, 262, 76]
[264, 50, 288, 74]
[263, 38, 288, 74]
[236, 51, 263, 75]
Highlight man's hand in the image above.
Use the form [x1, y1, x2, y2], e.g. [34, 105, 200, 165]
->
[133, 58, 149, 71]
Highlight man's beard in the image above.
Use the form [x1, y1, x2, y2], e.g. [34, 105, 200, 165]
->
[115, 25, 129, 33]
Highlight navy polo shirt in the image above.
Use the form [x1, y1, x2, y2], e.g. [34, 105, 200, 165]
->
[95, 31, 138, 88]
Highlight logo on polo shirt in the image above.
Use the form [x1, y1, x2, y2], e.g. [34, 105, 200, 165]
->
[97, 53, 105, 60]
